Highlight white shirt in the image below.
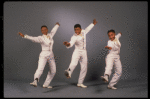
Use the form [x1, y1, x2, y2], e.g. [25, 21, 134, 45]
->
[107, 33, 121, 55]
[24, 24, 59, 56]
[67, 23, 94, 50]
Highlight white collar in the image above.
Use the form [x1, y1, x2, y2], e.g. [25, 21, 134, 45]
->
[43, 34, 50, 38]
[43, 34, 48, 36]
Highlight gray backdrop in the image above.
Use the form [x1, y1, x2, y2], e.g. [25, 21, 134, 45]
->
[4, 1, 147, 84]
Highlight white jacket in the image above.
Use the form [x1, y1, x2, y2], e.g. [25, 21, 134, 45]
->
[107, 33, 121, 55]
[24, 24, 59, 56]
[67, 23, 94, 50]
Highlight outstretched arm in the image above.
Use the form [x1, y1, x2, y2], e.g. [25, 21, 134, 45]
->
[85, 19, 97, 34]
[49, 22, 60, 38]
[18, 32, 42, 43]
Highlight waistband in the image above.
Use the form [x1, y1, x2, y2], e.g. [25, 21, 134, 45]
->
[107, 53, 120, 57]
[74, 49, 86, 51]
[42, 50, 52, 51]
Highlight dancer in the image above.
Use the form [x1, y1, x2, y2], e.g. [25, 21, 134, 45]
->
[18, 22, 60, 88]
[101, 29, 122, 90]
[63, 19, 97, 88]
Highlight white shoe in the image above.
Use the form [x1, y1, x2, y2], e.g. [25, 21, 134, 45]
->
[107, 85, 117, 90]
[43, 85, 53, 88]
[64, 70, 71, 78]
[101, 75, 109, 83]
[30, 80, 37, 87]
[77, 84, 87, 88]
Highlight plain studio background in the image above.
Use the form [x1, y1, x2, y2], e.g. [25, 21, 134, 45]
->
[4, 1, 147, 85]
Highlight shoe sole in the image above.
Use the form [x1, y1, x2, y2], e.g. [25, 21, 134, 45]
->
[30, 84, 37, 87]
[77, 86, 87, 88]
[43, 87, 52, 88]
[107, 87, 117, 90]
[77, 85, 87, 88]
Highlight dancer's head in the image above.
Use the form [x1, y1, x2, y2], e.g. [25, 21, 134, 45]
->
[107, 29, 116, 41]
[41, 25, 48, 35]
[74, 24, 82, 35]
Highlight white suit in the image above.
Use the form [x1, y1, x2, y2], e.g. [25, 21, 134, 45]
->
[24, 24, 59, 86]
[66, 23, 94, 84]
[104, 33, 122, 87]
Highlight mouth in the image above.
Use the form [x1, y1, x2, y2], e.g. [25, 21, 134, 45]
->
[76, 32, 80, 35]
[110, 38, 114, 41]
[43, 33, 47, 34]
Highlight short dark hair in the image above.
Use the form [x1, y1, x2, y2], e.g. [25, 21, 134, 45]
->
[74, 24, 81, 29]
[41, 25, 48, 29]
[107, 29, 115, 34]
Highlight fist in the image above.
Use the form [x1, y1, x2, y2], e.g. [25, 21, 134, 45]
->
[18, 32, 24, 37]
[93, 19, 97, 25]
[63, 41, 70, 47]
[105, 46, 112, 50]
[56, 22, 60, 26]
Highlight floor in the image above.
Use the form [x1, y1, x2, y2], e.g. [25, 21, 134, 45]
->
[4, 78, 148, 98]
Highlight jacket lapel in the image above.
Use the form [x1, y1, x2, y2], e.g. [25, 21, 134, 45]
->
[43, 35, 51, 44]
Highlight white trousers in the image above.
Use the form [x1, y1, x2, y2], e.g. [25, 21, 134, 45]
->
[34, 51, 56, 86]
[67, 49, 88, 84]
[104, 54, 122, 87]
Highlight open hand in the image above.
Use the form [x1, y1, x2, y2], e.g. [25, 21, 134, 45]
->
[56, 22, 60, 26]
[93, 19, 97, 25]
[18, 32, 24, 37]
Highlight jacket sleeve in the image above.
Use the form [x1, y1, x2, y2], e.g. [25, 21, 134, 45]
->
[49, 24, 59, 38]
[24, 35, 43, 43]
[66, 36, 76, 49]
[84, 23, 95, 34]
[115, 33, 121, 39]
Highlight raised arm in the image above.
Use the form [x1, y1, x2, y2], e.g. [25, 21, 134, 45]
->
[18, 32, 42, 43]
[49, 22, 60, 38]
[84, 19, 97, 34]
[115, 32, 122, 39]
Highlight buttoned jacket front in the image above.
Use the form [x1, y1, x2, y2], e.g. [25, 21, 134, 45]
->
[107, 33, 121, 55]
[67, 23, 94, 50]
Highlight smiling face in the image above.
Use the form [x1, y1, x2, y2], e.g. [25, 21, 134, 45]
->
[41, 27, 48, 35]
[74, 27, 82, 35]
[108, 32, 116, 41]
